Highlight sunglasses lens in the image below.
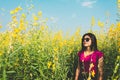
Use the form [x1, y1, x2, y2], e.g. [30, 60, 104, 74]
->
[86, 38, 89, 42]
[83, 38, 90, 42]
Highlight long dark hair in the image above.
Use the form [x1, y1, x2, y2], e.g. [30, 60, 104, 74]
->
[80, 33, 98, 52]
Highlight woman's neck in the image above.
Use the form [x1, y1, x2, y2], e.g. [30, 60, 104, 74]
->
[85, 47, 92, 52]
[84, 48, 94, 57]
[84, 47, 94, 54]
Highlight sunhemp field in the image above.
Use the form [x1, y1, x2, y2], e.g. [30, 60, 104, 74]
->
[75, 33, 104, 80]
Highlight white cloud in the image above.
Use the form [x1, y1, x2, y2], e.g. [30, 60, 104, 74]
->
[80, 0, 97, 8]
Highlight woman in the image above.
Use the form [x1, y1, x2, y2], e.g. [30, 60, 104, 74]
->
[75, 33, 104, 80]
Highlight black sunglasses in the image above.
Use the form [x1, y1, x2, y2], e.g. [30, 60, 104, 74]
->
[83, 38, 90, 42]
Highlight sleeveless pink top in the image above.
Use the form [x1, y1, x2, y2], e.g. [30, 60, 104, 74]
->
[78, 50, 104, 75]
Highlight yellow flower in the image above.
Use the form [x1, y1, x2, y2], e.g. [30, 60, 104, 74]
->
[12, 16, 17, 20]
[98, 20, 104, 28]
[91, 70, 95, 77]
[17, 6, 22, 10]
[33, 15, 39, 21]
[46, 18, 48, 21]
[19, 37, 25, 45]
[0, 25, 2, 28]
[30, 73, 33, 77]
[19, 18, 26, 31]
[117, 22, 120, 27]
[40, 25, 45, 30]
[90, 63, 94, 67]
[52, 63, 55, 71]
[10, 10, 15, 14]
[54, 47, 58, 53]
[12, 16, 18, 24]
[53, 31, 63, 41]
[47, 61, 52, 69]
[14, 28, 20, 33]
[118, 0, 120, 2]
[14, 6, 22, 13]
[59, 41, 63, 48]
[75, 28, 80, 36]
[38, 11, 42, 17]
[21, 13, 26, 18]
[13, 10, 18, 14]
[87, 76, 91, 80]
[10, 6, 22, 14]
[0, 50, 3, 56]
[14, 63, 19, 67]
[54, 56, 58, 61]
[68, 48, 74, 54]
[89, 63, 94, 71]
[63, 40, 67, 45]
[33, 22, 39, 26]
[91, 16, 95, 27]
[118, 48, 120, 53]
[14, 8, 19, 13]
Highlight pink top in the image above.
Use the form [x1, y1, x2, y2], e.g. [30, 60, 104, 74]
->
[78, 50, 104, 75]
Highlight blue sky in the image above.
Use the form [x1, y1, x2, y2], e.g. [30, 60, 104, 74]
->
[0, 0, 117, 35]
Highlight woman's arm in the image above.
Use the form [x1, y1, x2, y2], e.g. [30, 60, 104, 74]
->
[98, 57, 104, 80]
[75, 59, 80, 80]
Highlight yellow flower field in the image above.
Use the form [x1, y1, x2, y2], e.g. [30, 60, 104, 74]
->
[0, 6, 120, 80]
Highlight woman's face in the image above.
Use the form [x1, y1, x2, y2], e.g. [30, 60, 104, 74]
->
[83, 35, 92, 47]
